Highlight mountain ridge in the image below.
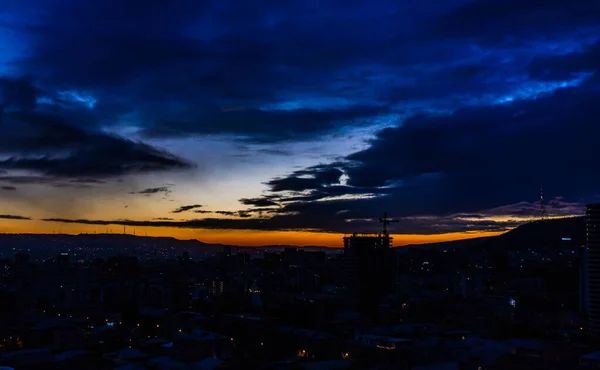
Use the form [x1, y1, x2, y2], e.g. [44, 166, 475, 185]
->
[0, 216, 585, 252]
[401, 216, 585, 251]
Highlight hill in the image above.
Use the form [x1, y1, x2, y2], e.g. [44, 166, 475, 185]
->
[479, 216, 585, 251]
[402, 216, 585, 251]
[0, 233, 334, 259]
[0, 217, 585, 257]
[400, 236, 491, 250]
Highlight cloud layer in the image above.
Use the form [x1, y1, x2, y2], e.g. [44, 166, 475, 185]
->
[0, 214, 31, 220]
[0, 77, 194, 181]
[0, 0, 597, 237]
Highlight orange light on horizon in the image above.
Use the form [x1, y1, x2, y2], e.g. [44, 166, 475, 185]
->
[0, 218, 506, 247]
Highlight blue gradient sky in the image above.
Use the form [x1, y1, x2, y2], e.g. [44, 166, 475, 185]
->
[0, 0, 597, 245]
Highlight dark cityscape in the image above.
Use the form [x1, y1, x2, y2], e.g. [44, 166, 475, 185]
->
[2, 0, 600, 368]
[0, 212, 598, 369]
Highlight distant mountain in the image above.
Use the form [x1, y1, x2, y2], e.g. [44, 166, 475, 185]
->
[400, 236, 491, 250]
[0, 233, 335, 256]
[479, 216, 585, 251]
[0, 233, 221, 258]
[0, 232, 216, 246]
[2, 217, 584, 257]
[401, 216, 585, 251]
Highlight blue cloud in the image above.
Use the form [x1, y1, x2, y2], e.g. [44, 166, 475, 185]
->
[6, 0, 591, 145]
[0, 0, 597, 234]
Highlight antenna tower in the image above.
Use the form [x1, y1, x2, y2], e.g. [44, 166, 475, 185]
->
[378, 212, 399, 235]
[540, 184, 548, 220]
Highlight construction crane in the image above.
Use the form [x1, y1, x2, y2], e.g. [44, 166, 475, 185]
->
[379, 212, 398, 235]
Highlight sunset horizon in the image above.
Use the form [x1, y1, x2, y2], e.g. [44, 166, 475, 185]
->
[0, 1, 598, 367]
[0, 0, 596, 248]
[0, 218, 507, 247]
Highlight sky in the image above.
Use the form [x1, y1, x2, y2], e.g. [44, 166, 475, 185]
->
[0, 0, 598, 246]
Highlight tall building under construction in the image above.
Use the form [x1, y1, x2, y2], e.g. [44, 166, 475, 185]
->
[344, 213, 396, 318]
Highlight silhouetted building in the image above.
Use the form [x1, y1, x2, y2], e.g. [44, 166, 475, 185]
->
[343, 233, 394, 318]
[586, 203, 600, 334]
[581, 244, 589, 314]
[56, 253, 70, 267]
[283, 247, 298, 266]
[14, 252, 30, 266]
[211, 280, 224, 296]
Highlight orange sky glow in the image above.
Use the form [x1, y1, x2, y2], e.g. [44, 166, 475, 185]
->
[0, 219, 505, 247]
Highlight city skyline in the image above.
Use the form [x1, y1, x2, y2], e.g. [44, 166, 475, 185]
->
[1, 0, 598, 246]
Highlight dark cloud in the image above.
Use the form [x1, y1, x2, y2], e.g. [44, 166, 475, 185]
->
[266, 166, 344, 192]
[14, 0, 211, 88]
[249, 207, 280, 215]
[140, 105, 386, 143]
[0, 111, 91, 154]
[16, 1, 382, 90]
[0, 214, 31, 220]
[267, 177, 324, 193]
[38, 195, 584, 235]
[338, 78, 600, 216]
[40, 214, 349, 232]
[433, 0, 600, 41]
[2, 0, 598, 237]
[481, 200, 584, 218]
[39, 211, 516, 235]
[0, 76, 40, 112]
[453, 214, 486, 220]
[0, 77, 195, 179]
[3, 0, 595, 149]
[0, 136, 194, 178]
[214, 210, 252, 218]
[267, 184, 390, 205]
[256, 149, 294, 156]
[131, 187, 172, 196]
[214, 211, 234, 216]
[3, 1, 476, 143]
[152, 217, 174, 221]
[1, 186, 16, 191]
[527, 40, 600, 81]
[381, 62, 515, 105]
[214, 71, 599, 232]
[395, 216, 520, 235]
[70, 178, 107, 184]
[171, 204, 203, 213]
[0, 175, 104, 189]
[239, 197, 280, 207]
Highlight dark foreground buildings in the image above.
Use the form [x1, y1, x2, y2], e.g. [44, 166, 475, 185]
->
[586, 203, 600, 335]
[2, 215, 600, 369]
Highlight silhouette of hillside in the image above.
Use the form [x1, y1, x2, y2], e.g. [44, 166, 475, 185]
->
[480, 216, 585, 251]
[400, 236, 491, 249]
[0, 233, 333, 254]
[401, 216, 585, 251]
